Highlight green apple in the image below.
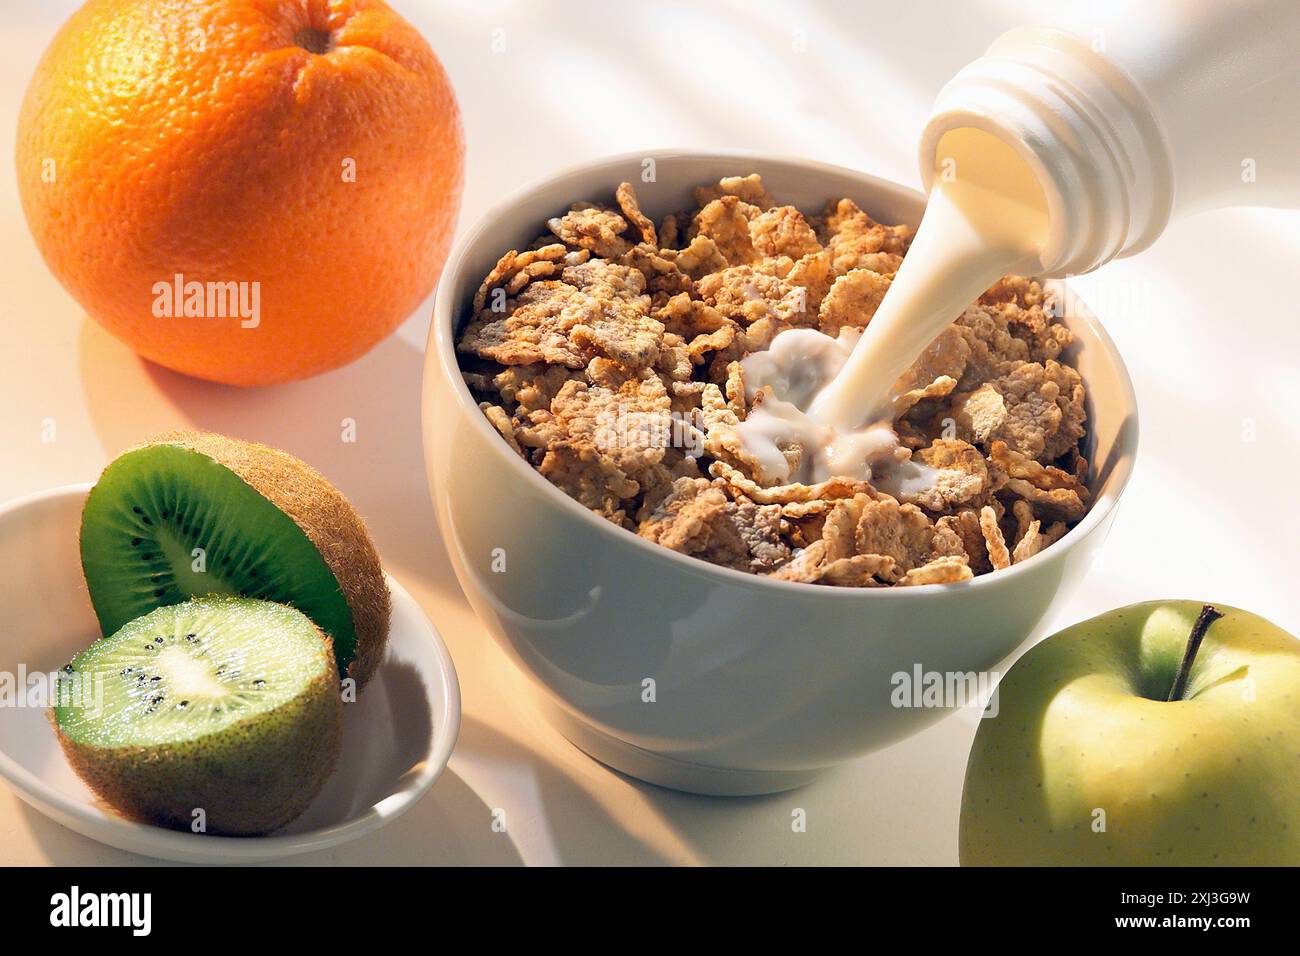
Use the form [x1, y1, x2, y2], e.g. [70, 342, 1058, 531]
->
[960, 601, 1300, 865]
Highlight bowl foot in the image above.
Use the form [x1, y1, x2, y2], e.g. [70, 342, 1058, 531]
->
[535, 696, 824, 796]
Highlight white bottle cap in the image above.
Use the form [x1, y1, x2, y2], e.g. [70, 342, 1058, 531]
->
[918, 27, 1175, 277]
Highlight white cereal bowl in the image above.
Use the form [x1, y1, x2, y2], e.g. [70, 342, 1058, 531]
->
[422, 150, 1138, 795]
[0, 484, 460, 863]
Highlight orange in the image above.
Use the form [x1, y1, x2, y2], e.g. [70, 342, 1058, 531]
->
[17, 0, 464, 386]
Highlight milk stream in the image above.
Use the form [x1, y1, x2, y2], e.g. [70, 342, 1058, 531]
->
[737, 128, 1050, 486]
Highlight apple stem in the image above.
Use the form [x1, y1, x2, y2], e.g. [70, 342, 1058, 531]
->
[1166, 604, 1224, 702]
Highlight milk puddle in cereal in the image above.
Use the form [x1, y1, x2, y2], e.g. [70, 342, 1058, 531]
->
[737, 128, 1051, 493]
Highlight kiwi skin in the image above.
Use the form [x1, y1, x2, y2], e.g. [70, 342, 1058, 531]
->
[138, 431, 391, 688]
[52, 610, 343, 837]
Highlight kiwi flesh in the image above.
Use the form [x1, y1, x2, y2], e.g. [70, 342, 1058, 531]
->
[79, 431, 389, 687]
[53, 597, 342, 836]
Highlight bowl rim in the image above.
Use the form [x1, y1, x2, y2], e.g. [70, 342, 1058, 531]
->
[0, 483, 462, 863]
[428, 147, 1139, 600]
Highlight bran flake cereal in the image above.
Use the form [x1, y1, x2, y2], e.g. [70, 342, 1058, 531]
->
[457, 175, 1093, 587]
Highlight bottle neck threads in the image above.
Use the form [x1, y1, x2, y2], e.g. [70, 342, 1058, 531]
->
[919, 27, 1174, 277]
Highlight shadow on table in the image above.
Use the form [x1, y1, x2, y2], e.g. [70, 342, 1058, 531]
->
[457, 702, 861, 866]
[602, 762, 829, 865]
[453, 715, 692, 866]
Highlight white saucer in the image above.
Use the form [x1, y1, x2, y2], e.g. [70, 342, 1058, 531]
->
[0, 484, 460, 863]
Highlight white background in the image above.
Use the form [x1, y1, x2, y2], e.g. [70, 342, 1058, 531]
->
[1, 0, 1296, 865]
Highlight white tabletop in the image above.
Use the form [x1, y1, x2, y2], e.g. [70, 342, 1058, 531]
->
[2, 0, 1296, 866]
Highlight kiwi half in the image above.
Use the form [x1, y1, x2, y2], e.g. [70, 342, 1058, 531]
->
[79, 431, 389, 687]
[53, 597, 342, 836]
